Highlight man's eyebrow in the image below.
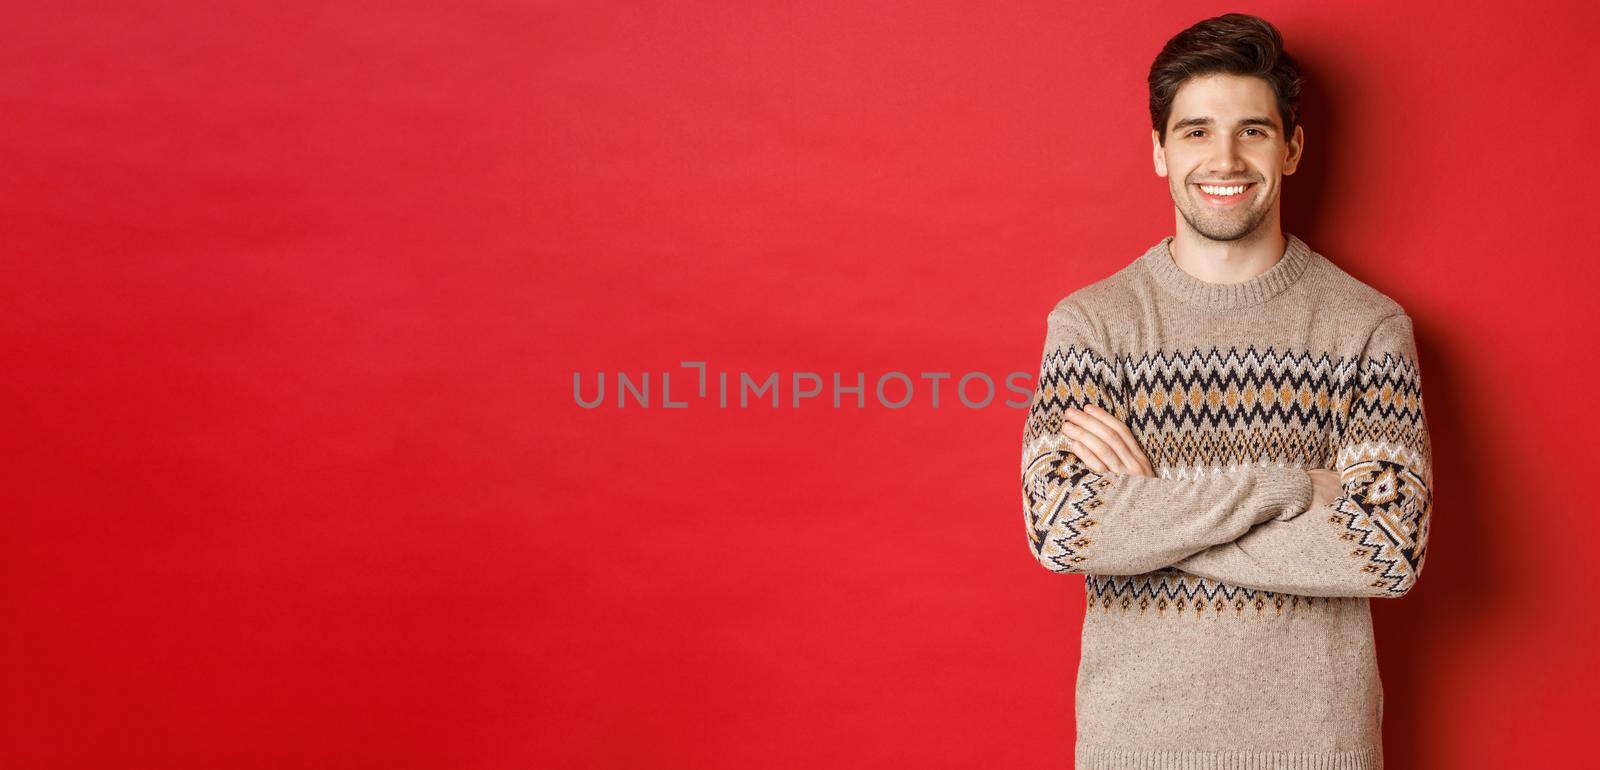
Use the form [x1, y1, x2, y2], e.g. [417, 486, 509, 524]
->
[1170, 116, 1280, 132]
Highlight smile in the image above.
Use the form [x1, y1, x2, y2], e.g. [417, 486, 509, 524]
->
[1194, 182, 1255, 206]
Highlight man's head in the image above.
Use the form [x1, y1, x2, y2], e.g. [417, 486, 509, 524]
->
[1148, 13, 1305, 242]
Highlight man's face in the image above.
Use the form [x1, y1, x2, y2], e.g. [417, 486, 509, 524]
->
[1151, 73, 1303, 242]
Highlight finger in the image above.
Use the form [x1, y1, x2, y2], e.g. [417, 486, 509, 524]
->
[1123, 434, 1155, 476]
[1066, 421, 1128, 474]
[1067, 434, 1113, 474]
[1060, 419, 1112, 473]
[1066, 409, 1135, 474]
[1079, 404, 1150, 476]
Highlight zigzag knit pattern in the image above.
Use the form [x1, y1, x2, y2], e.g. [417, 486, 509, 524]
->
[1021, 337, 1431, 602]
[1085, 570, 1341, 616]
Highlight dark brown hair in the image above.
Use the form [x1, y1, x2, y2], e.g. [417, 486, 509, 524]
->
[1148, 13, 1304, 146]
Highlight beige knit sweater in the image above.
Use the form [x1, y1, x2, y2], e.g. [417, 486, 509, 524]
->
[1020, 232, 1432, 769]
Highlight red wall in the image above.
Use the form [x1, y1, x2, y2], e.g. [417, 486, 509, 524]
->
[4, 2, 1595, 768]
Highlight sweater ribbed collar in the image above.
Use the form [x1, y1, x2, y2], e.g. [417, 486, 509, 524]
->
[1140, 232, 1314, 310]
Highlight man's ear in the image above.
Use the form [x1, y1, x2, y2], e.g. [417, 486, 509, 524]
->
[1283, 124, 1304, 176]
[1152, 129, 1168, 178]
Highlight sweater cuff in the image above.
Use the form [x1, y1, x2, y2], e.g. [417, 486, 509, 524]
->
[1253, 466, 1316, 523]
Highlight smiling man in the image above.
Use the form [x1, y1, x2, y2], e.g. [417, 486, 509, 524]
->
[1020, 13, 1433, 769]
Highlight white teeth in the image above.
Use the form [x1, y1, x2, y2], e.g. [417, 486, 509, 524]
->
[1199, 184, 1248, 196]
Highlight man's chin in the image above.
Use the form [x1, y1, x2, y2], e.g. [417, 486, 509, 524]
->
[1181, 211, 1264, 242]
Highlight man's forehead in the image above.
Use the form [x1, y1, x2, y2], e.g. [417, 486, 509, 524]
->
[1170, 114, 1280, 130]
[1168, 77, 1280, 129]
[1171, 76, 1276, 110]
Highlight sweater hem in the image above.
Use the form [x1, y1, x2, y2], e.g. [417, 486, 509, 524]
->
[1076, 743, 1381, 769]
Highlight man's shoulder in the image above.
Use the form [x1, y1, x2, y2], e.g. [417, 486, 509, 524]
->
[1304, 248, 1409, 321]
[1045, 258, 1145, 321]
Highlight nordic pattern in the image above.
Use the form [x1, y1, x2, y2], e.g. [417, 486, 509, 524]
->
[1085, 570, 1344, 617]
[1021, 341, 1431, 600]
[1329, 349, 1433, 594]
[1020, 343, 1123, 573]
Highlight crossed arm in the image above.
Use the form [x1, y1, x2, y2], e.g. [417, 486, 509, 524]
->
[1020, 302, 1433, 598]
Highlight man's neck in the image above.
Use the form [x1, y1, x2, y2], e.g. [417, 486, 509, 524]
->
[1168, 226, 1288, 285]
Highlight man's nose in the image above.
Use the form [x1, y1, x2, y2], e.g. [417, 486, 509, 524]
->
[1207, 138, 1247, 174]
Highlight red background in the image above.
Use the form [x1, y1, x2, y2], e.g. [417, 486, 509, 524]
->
[5, 2, 1596, 768]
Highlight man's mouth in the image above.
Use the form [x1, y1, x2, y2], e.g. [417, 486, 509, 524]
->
[1193, 182, 1255, 206]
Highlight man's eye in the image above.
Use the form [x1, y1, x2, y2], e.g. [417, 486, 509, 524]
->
[1244, 128, 1264, 136]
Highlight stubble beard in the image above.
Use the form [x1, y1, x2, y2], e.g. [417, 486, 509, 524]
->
[1172, 179, 1271, 243]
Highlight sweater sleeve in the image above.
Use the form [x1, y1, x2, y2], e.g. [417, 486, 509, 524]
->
[1163, 313, 1434, 598]
[1020, 298, 1315, 575]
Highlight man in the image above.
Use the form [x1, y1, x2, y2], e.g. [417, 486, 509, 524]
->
[1020, 13, 1432, 769]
